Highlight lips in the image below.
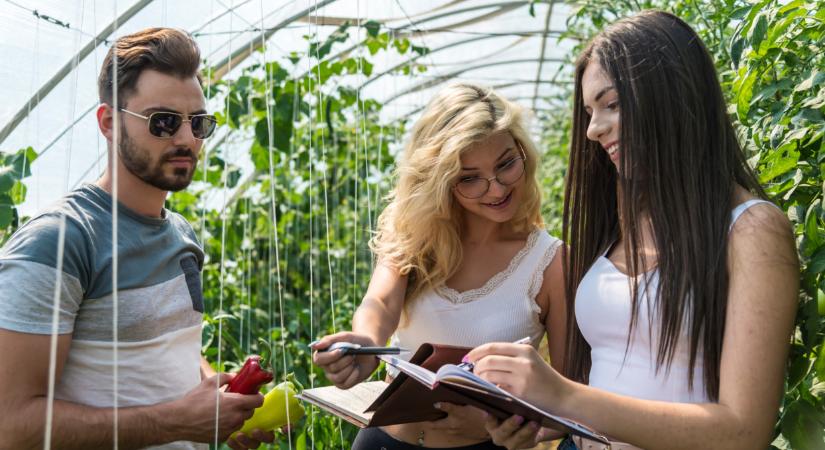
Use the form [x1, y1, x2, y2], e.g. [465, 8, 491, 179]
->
[482, 191, 513, 210]
[166, 157, 194, 169]
[603, 142, 619, 162]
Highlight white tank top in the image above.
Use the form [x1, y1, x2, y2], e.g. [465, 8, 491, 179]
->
[389, 229, 561, 375]
[575, 199, 775, 403]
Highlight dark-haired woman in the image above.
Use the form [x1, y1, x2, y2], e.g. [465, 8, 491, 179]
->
[465, 10, 799, 450]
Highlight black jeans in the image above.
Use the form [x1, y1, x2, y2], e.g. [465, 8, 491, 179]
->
[351, 427, 507, 450]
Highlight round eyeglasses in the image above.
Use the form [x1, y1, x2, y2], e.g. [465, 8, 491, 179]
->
[454, 143, 527, 199]
[119, 108, 217, 140]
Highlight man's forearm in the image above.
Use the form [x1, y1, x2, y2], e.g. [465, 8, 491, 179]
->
[2, 396, 187, 450]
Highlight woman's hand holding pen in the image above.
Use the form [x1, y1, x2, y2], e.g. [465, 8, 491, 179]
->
[466, 342, 571, 449]
[466, 341, 565, 406]
[310, 332, 381, 389]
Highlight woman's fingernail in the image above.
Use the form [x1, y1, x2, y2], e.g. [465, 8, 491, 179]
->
[514, 415, 524, 425]
[433, 402, 441, 409]
[308, 340, 320, 347]
[461, 355, 470, 363]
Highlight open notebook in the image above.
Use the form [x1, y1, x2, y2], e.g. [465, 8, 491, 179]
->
[298, 343, 608, 444]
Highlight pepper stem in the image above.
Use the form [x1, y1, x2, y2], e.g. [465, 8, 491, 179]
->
[258, 338, 273, 371]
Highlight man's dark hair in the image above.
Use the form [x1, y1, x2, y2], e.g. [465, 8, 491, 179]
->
[98, 27, 202, 107]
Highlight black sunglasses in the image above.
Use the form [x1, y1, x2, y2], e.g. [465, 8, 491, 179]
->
[119, 108, 217, 139]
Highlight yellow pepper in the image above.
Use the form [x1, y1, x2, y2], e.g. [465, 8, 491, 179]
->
[231, 380, 305, 438]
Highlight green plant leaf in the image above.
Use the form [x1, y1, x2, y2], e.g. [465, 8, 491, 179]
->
[0, 166, 15, 192]
[737, 68, 757, 120]
[811, 248, 825, 275]
[752, 78, 794, 105]
[0, 205, 13, 228]
[816, 342, 825, 379]
[393, 38, 410, 55]
[796, 70, 825, 92]
[10, 181, 27, 205]
[411, 45, 429, 56]
[788, 353, 813, 390]
[730, 5, 752, 20]
[363, 20, 381, 38]
[759, 145, 800, 182]
[819, 288, 825, 317]
[781, 399, 825, 449]
[750, 13, 768, 52]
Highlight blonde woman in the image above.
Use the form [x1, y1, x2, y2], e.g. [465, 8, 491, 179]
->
[311, 83, 566, 449]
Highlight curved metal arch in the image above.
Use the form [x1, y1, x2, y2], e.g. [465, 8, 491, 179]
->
[209, 0, 339, 80]
[0, 0, 155, 146]
[393, 78, 569, 121]
[381, 56, 565, 104]
[294, 1, 532, 81]
[191, 0, 254, 34]
[360, 32, 549, 89]
[13, 0, 268, 160]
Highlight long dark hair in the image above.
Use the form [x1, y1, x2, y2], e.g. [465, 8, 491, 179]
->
[562, 10, 766, 401]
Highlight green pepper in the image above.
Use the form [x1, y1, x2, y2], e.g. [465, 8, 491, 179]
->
[231, 380, 305, 438]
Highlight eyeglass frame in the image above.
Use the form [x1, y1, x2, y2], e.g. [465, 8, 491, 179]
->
[453, 140, 528, 199]
[118, 108, 217, 140]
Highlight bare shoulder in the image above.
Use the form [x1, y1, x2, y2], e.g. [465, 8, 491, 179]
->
[539, 233, 565, 288]
[729, 200, 795, 256]
[536, 237, 566, 318]
[727, 199, 798, 306]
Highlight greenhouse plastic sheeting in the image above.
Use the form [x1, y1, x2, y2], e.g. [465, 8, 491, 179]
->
[0, 0, 576, 215]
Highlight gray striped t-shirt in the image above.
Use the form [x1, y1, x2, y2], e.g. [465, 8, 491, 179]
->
[0, 183, 206, 450]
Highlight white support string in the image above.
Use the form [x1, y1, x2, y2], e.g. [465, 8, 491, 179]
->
[310, 0, 344, 444]
[110, 1, 120, 447]
[64, 1, 85, 192]
[306, 12, 316, 448]
[355, 1, 373, 244]
[257, 2, 291, 447]
[92, 2, 103, 177]
[31, 18, 41, 209]
[43, 214, 66, 450]
[201, 2, 215, 251]
[214, 1, 235, 446]
[43, 5, 87, 444]
[352, 0, 361, 326]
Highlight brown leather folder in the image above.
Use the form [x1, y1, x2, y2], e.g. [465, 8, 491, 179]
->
[364, 343, 470, 426]
[298, 342, 608, 443]
[362, 343, 609, 444]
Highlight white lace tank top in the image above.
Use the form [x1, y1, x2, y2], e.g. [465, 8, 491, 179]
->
[388, 229, 562, 376]
[575, 199, 776, 403]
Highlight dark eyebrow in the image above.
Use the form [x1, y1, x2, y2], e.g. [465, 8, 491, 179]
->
[460, 146, 516, 171]
[594, 86, 616, 102]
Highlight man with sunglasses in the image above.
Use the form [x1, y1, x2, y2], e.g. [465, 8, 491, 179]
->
[0, 28, 271, 449]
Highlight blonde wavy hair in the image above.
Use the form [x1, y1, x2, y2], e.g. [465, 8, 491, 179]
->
[370, 83, 544, 304]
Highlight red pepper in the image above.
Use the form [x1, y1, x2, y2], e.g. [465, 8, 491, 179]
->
[227, 355, 274, 394]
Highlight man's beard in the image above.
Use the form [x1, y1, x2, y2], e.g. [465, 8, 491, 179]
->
[118, 125, 196, 192]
